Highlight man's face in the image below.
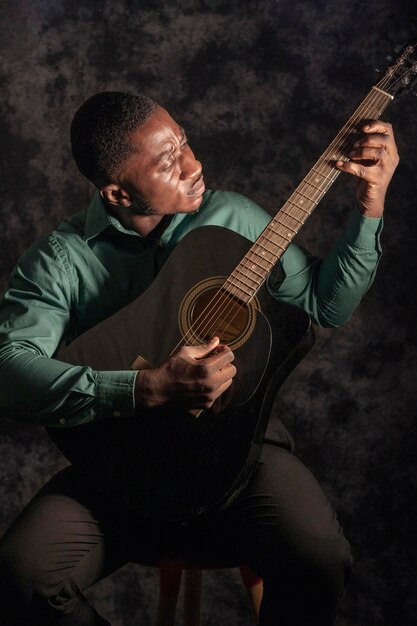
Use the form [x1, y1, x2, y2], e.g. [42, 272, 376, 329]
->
[117, 106, 205, 215]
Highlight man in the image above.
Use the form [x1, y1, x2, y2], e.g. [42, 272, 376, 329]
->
[0, 91, 398, 625]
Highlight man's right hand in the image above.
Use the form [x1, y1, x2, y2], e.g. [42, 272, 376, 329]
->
[134, 336, 237, 410]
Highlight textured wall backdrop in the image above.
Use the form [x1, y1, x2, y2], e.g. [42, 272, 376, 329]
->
[0, 1, 416, 625]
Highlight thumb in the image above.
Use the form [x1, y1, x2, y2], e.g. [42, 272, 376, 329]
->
[189, 336, 220, 359]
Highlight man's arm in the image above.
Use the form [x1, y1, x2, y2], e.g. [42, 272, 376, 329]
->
[0, 237, 137, 427]
[269, 121, 398, 327]
[0, 236, 237, 424]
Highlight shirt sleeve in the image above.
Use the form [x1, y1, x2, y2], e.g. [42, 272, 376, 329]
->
[0, 236, 137, 428]
[267, 211, 383, 327]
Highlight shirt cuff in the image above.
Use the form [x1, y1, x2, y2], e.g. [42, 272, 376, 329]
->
[343, 211, 383, 249]
[95, 370, 138, 418]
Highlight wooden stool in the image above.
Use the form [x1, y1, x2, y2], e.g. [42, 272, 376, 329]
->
[155, 564, 263, 626]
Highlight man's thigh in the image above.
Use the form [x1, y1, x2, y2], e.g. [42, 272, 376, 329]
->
[0, 467, 128, 604]
[181, 443, 352, 573]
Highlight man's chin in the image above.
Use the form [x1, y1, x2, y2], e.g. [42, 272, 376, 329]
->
[183, 193, 205, 212]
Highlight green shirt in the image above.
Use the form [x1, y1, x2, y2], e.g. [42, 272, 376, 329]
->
[0, 190, 382, 428]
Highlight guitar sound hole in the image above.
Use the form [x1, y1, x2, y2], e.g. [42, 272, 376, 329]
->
[190, 287, 251, 345]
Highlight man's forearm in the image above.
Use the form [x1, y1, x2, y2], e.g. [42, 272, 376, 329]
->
[270, 211, 383, 327]
[0, 345, 137, 427]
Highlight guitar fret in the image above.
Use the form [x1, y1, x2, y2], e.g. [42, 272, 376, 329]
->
[301, 178, 331, 200]
[256, 239, 281, 256]
[304, 179, 325, 193]
[242, 252, 273, 273]
[232, 267, 261, 290]
[223, 284, 250, 303]
[303, 187, 322, 202]
[311, 167, 335, 183]
[275, 219, 297, 235]
[265, 224, 292, 242]
[240, 258, 265, 279]
[292, 189, 318, 205]
[286, 199, 312, 217]
[226, 274, 254, 297]
[326, 149, 345, 161]
[251, 248, 277, 266]
[273, 224, 296, 243]
[278, 209, 303, 227]
[260, 231, 288, 251]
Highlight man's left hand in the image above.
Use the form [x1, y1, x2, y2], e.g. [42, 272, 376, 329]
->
[336, 121, 399, 218]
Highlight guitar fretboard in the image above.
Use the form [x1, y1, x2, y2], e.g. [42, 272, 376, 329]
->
[223, 85, 393, 303]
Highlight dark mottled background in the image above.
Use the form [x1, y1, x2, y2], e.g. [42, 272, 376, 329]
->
[1, 1, 416, 624]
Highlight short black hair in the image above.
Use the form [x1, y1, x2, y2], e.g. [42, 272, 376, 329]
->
[70, 91, 158, 186]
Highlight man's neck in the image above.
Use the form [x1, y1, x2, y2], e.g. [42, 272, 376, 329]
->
[125, 213, 165, 237]
[107, 203, 165, 237]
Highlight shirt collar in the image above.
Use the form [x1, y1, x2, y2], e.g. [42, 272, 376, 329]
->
[84, 191, 142, 242]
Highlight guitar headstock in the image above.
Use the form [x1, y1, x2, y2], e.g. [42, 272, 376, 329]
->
[377, 39, 417, 98]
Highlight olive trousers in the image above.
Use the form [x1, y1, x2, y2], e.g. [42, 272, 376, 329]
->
[0, 444, 352, 625]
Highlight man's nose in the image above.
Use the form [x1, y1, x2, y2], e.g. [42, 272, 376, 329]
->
[180, 150, 202, 181]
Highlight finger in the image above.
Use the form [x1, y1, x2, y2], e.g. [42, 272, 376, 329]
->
[361, 121, 392, 135]
[200, 346, 235, 372]
[349, 146, 385, 162]
[186, 336, 220, 359]
[336, 159, 370, 178]
[191, 361, 236, 396]
[211, 377, 234, 399]
[213, 362, 237, 384]
[352, 135, 389, 150]
[201, 378, 234, 408]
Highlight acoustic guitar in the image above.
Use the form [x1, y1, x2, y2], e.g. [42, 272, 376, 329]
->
[50, 40, 417, 522]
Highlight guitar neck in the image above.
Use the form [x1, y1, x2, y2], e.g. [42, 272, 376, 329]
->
[223, 84, 394, 303]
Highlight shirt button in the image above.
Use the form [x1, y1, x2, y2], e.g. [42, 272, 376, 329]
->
[59, 418, 66, 425]
[157, 239, 164, 247]
[113, 410, 121, 417]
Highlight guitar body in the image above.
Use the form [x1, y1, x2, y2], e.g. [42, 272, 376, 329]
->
[50, 226, 314, 522]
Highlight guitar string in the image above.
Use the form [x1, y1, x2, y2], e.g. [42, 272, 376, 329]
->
[169, 69, 401, 353]
[184, 72, 398, 347]
[202, 64, 403, 328]
[220, 53, 416, 318]
[166, 62, 408, 359]
[182, 78, 395, 345]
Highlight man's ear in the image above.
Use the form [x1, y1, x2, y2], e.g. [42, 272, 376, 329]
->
[100, 184, 132, 207]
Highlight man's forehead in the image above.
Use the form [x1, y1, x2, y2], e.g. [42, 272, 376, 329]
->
[129, 108, 185, 155]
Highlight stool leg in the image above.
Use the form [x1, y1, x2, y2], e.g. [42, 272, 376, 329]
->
[245, 581, 263, 625]
[239, 566, 263, 625]
[155, 568, 183, 626]
[183, 570, 202, 626]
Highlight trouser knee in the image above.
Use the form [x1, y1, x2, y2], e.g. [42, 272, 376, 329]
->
[260, 529, 351, 591]
[249, 530, 352, 626]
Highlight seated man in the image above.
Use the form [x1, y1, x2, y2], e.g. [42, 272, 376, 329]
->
[0, 91, 398, 625]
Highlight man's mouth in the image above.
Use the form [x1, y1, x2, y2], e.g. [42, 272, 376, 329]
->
[188, 175, 205, 196]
